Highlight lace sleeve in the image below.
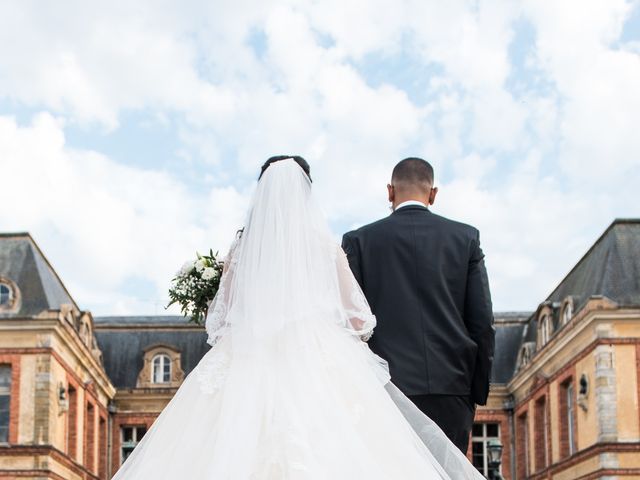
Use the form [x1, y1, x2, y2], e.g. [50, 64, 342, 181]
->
[204, 233, 241, 346]
[336, 246, 376, 341]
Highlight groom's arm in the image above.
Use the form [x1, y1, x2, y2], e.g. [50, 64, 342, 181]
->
[341, 232, 364, 290]
[464, 229, 495, 406]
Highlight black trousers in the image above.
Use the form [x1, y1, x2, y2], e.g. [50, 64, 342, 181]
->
[408, 394, 476, 454]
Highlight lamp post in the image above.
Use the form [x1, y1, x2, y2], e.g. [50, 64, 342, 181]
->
[487, 438, 504, 480]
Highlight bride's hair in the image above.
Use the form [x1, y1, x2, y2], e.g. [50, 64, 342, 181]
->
[259, 155, 312, 182]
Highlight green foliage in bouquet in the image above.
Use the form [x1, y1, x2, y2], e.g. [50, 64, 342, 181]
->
[167, 249, 223, 325]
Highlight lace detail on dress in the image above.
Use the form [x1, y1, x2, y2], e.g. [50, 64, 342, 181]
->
[196, 350, 230, 394]
[205, 233, 241, 346]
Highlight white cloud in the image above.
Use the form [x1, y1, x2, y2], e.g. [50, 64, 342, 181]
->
[0, 113, 248, 313]
[0, 0, 638, 314]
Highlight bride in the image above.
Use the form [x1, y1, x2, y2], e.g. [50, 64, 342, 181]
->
[112, 157, 484, 479]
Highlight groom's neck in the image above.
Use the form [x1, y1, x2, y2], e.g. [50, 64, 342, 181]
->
[392, 194, 429, 210]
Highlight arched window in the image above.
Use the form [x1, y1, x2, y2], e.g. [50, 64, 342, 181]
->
[0, 283, 12, 307]
[538, 314, 553, 347]
[562, 301, 573, 325]
[152, 354, 171, 384]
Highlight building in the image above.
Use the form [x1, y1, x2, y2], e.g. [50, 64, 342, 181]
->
[0, 219, 639, 479]
[473, 219, 640, 479]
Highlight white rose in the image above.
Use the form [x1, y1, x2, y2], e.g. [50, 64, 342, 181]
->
[195, 259, 206, 272]
[201, 267, 216, 280]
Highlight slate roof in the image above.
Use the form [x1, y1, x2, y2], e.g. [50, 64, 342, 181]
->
[491, 312, 531, 384]
[509, 219, 640, 378]
[545, 219, 640, 310]
[0, 233, 77, 317]
[93, 315, 210, 389]
[93, 312, 530, 388]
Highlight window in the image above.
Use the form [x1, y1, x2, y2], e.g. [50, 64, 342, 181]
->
[560, 379, 577, 457]
[85, 403, 95, 471]
[471, 423, 500, 477]
[152, 354, 171, 384]
[0, 366, 11, 443]
[567, 383, 576, 454]
[0, 283, 12, 307]
[137, 347, 184, 388]
[121, 426, 147, 464]
[67, 386, 78, 457]
[535, 397, 549, 471]
[562, 302, 573, 325]
[517, 413, 529, 479]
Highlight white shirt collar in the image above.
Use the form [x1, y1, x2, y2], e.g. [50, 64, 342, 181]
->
[394, 200, 428, 211]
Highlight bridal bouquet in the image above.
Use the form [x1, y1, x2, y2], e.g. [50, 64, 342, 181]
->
[167, 250, 223, 324]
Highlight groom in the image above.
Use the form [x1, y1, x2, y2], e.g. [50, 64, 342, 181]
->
[342, 157, 495, 453]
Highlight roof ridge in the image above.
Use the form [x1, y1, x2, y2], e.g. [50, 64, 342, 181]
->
[0, 232, 32, 238]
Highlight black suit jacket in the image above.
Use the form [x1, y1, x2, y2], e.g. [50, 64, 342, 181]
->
[342, 205, 495, 405]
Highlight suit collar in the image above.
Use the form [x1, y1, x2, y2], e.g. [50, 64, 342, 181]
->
[392, 204, 430, 214]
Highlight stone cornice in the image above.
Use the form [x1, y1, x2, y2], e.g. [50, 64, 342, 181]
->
[0, 315, 116, 398]
[0, 443, 100, 479]
[508, 305, 640, 394]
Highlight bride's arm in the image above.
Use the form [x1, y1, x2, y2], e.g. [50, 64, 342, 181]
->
[335, 245, 376, 340]
[204, 232, 241, 345]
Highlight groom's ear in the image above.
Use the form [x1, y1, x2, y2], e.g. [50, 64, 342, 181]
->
[387, 184, 395, 203]
[428, 186, 438, 205]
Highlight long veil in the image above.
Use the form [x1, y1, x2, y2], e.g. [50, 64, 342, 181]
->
[205, 158, 376, 350]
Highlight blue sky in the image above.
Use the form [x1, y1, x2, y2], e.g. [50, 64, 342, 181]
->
[1, 0, 639, 315]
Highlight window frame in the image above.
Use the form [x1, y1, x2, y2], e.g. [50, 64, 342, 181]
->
[559, 377, 577, 458]
[471, 422, 501, 477]
[538, 314, 553, 347]
[566, 382, 576, 455]
[561, 299, 573, 325]
[152, 354, 172, 384]
[120, 425, 147, 464]
[0, 365, 11, 444]
[534, 395, 549, 471]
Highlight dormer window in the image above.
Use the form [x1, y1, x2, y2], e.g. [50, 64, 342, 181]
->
[561, 299, 573, 325]
[152, 354, 171, 384]
[0, 279, 18, 312]
[538, 314, 553, 347]
[516, 341, 536, 372]
[137, 344, 184, 388]
[0, 283, 11, 306]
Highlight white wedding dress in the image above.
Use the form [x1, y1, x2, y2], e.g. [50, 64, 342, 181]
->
[112, 160, 484, 479]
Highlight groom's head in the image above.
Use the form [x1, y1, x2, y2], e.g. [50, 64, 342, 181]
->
[388, 157, 438, 210]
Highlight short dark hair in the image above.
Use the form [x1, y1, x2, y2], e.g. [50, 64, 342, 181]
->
[391, 157, 434, 188]
[259, 155, 312, 182]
